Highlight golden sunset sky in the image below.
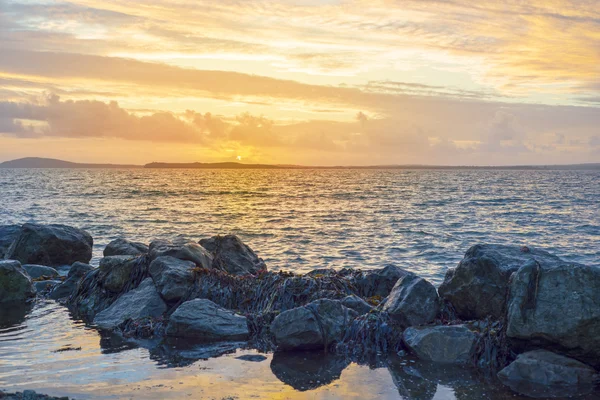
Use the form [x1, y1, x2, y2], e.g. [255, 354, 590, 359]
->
[0, 0, 599, 165]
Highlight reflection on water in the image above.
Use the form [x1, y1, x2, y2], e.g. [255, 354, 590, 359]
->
[1, 169, 599, 285]
[2, 301, 599, 399]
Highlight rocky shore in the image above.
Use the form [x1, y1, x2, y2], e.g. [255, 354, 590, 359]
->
[1, 223, 599, 398]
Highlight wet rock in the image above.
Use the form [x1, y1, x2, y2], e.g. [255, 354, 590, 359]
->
[149, 239, 212, 269]
[166, 298, 249, 340]
[93, 278, 167, 330]
[6, 223, 93, 266]
[49, 262, 94, 300]
[506, 259, 600, 368]
[271, 299, 358, 351]
[0, 390, 70, 400]
[341, 294, 373, 315]
[350, 265, 410, 298]
[402, 325, 478, 364]
[498, 350, 599, 398]
[34, 279, 61, 293]
[149, 256, 195, 302]
[383, 273, 439, 327]
[438, 244, 561, 320]
[22, 264, 59, 279]
[0, 224, 20, 258]
[99, 255, 137, 293]
[103, 238, 149, 257]
[270, 351, 350, 391]
[0, 260, 36, 303]
[200, 235, 267, 275]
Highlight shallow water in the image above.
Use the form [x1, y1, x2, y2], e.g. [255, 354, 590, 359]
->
[1, 169, 599, 285]
[1, 168, 599, 399]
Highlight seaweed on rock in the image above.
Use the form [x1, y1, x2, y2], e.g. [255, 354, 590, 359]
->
[337, 311, 404, 359]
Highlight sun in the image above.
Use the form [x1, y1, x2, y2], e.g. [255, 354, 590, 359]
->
[236, 155, 242, 161]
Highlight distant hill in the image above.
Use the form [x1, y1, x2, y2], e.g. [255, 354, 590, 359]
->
[0, 157, 141, 168]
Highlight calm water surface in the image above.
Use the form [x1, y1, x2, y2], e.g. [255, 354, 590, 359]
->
[0, 169, 599, 399]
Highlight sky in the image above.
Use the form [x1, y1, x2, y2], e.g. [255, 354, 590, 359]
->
[0, 0, 599, 166]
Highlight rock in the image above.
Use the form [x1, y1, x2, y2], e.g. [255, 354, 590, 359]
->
[0, 225, 20, 258]
[49, 262, 94, 300]
[341, 295, 373, 315]
[402, 325, 478, 364]
[0, 390, 70, 400]
[34, 279, 61, 293]
[93, 278, 167, 330]
[383, 273, 440, 327]
[0, 260, 36, 303]
[506, 259, 600, 368]
[199, 235, 266, 275]
[271, 299, 358, 351]
[149, 239, 212, 269]
[22, 264, 59, 279]
[350, 265, 410, 298]
[99, 255, 137, 293]
[438, 244, 562, 320]
[498, 350, 599, 398]
[149, 256, 195, 302]
[165, 298, 249, 340]
[104, 238, 149, 257]
[6, 223, 93, 266]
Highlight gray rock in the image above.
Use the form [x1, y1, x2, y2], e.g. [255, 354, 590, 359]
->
[438, 244, 561, 320]
[0, 225, 20, 259]
[104, 238, 149, 257]
[506, 259, 600, 368]
[402, 325, 478, 364]
[6, 223, 93, 266]
[0, 260, 36, 303]
[341, 295, 373, 315]
[498, 350, 599, 398]
[271, 299, 358, 351]
[200, 235, 266, 275]
[22, 264, 59, 279]
[383, 273, 440, 327]
[149, 256, 195, 302]
[350, 265, 410, 298]
[166, 298, 248, 340]
[93, 278, 167, 330]
[34, 279, 61, 293]
[149, 239, 212, 269]
[49, 262, 94, 300]
[99, 255, 137, 293]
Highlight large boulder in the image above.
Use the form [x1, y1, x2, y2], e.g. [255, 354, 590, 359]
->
[93, 277, 167, 330]
[165, 298, 249, 340]
[271, 299, 358, 351]
[6, 223, 93, 266]
[149, 256, 195, 302]
[349, 265, 410, 298]
[22, 264, 59, 279]
[49, 262, 94, 300]
[402, 325, 478, 364]
[99, 255, 137, 293]
[506, 260, 600, 368]
[0, 260, 36, 303]
[438, 244, 562, 320]
[103, 238, 149, 257]
[149, 239, 212, 269]
[498, 350, 599, 398]
[199, 235, 266, 275]
[0, 225, 20, 258]
[383, 273, 439, 327]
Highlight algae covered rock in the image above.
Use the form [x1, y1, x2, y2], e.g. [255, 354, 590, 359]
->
[104, 238, 149, 257]
[200, 234, 267, 275]
[0, 260, 36, 303]
[383, 273, 439, 327]
[402, 325, 478, 364]
[341, 294, 373, 315]
[49, 262, 94, 300]
[149, 256, 195, 302]
[350, 265, 409, 298]
[149, 239, 212, 269]
[6, 223, 93, 266]
[99, 255, 137, 293]
[438, 244, 561, 320]
[166, 298, 249, 340]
